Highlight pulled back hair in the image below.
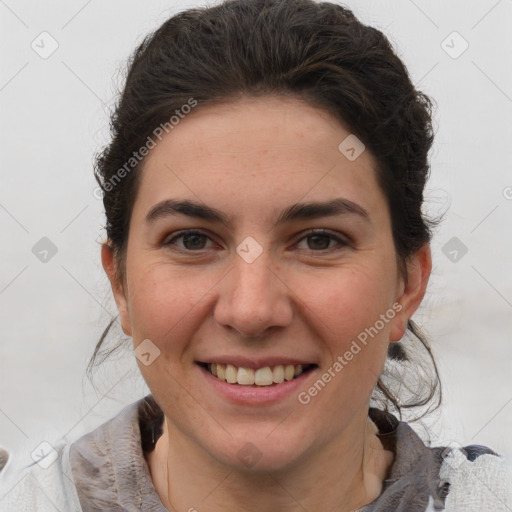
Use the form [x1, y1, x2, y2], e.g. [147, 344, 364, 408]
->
[89, 0, 442, 419]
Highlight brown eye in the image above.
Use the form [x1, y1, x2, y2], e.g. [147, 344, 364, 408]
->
[305, 234, 333, 250]
[163, 230, 214, 251]
[295, 230, 349, 252]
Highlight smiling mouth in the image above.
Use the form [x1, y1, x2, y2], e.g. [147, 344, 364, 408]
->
[198, 362, 317, 387]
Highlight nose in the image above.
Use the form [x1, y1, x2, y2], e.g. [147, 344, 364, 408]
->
[213, 248, 293, 338]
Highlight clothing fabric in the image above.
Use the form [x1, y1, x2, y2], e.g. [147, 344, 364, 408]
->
[0, 394, 510, 511]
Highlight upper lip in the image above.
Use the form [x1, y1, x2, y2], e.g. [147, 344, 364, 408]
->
[196, 356, 317, 369]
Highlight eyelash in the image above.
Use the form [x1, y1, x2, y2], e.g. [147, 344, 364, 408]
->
[162, 229, 350, 254]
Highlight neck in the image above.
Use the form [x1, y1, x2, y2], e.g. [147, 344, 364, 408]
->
[147, 412, 394, 512]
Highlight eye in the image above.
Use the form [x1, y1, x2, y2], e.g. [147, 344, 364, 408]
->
[162, 228, 350, 253]
[294, 229, 349, 252]
[163, 229, 216, 251]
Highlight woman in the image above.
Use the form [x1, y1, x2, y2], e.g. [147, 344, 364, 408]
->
[1, 0, 510, 510]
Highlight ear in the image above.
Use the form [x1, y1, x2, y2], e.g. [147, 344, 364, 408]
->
[389, 243, 432, 342]
[101, 241, 132, 337]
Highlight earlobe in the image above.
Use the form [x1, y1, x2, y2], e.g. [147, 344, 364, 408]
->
[389, 243, 432, 342]
[101, 241, 132, 336]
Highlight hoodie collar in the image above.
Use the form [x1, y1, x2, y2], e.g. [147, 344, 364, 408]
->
[69, 395, 446, 511]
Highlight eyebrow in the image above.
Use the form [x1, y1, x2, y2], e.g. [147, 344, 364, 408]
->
[145, 198, 371, 228]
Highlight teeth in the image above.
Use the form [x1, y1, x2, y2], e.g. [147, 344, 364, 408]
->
[237, 367, 254, 385]
[206, 363, 310, 386]
[255, 367, 273, 386]
[272, 365, 284, 383]
[225, 364, 237, 384]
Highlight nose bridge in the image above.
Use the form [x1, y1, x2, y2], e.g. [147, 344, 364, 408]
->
[234, 248, 274, 302]
[214, 243, 292, 337]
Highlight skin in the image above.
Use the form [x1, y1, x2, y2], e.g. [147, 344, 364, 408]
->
[102, 95, 432, 511]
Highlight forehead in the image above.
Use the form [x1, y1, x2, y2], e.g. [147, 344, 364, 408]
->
[133, 95, 385, 221]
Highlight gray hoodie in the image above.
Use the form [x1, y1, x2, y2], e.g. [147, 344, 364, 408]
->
[67, 395, 505, 511]
[1, 395, 510, 511]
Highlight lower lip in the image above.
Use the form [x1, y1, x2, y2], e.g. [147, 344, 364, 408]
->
[197, 364, 317, 405]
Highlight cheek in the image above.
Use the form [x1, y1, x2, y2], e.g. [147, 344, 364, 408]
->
[300, 265, 396, 341]
[126, 264, 203, 348]
[294, 265, 395, 400]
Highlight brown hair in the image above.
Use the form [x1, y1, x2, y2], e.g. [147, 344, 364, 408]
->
[88, 0, 442, 419]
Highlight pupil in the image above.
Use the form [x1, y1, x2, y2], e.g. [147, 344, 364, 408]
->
[309, 235, 330, 250]
[184, 234, 205, 250]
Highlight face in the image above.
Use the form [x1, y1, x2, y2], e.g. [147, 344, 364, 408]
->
[103, 95, 431, 471]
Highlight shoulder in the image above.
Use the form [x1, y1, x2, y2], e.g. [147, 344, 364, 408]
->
[0, 396, 153, 512]
[0, 441, 82, 512]
[68, 395, 166, 510]
[439, 443, 512, 511]
[362, 408, 512, 511]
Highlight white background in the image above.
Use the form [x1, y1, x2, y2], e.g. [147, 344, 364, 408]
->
[1, 0, 511, 479]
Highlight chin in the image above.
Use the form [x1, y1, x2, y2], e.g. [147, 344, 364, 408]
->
[203, 429, 313, 473]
